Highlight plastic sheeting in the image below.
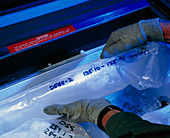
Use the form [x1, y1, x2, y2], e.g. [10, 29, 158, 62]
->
[142, 105, 170, 125]
[105, 85, 162, 116]
[0, 42, 169, 136]
[0, 118, 91, 138]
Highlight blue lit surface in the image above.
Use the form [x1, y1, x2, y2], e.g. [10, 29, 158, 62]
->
[0, 0, 150, 59]
[0, 0, 89, 28]
[74, 0, 150, 30]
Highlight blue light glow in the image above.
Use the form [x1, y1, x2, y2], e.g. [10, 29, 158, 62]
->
[0, 0, 89, 28]
[74, 0, 150, 30]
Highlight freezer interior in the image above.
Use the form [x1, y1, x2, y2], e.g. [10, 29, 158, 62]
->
[0, 0, 169, 137]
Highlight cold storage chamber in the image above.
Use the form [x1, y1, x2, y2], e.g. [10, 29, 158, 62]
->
[0, 0, 169, 137]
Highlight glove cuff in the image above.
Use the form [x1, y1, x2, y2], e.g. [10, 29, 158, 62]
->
[139, 18, 165, 42]
[87, 99, 111, 124]
[97, 105, 123, 132]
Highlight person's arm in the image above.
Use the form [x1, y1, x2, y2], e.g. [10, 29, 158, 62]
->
[160, 21, 170, 43]
[102, 110, 170, 138]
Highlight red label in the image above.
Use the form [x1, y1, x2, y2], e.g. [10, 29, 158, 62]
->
[7, 25, 76, 53]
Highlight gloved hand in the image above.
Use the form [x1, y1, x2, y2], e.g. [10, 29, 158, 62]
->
[44, 99, 112, 124]
[100, 18, 165, 59]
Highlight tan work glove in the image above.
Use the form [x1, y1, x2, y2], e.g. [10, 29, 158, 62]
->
[44, 99, 112, 124]
[100, 18, 165, 58]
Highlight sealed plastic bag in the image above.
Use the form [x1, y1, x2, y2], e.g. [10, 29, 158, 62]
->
[0, 118, 91, 138]
[105, 85, 162, 116]
[0, 42, 169, 136]
[141, 105, 170, 125]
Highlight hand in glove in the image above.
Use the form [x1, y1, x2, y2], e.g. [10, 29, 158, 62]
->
[43, 99, 112, 124]
[100, 18, 165, 59]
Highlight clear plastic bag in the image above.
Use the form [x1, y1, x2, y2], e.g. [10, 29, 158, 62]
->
[0, 118, 91, 138]
[105, 85, 162, 116]
[0, 42, 169, 136]
[141, 105, 170, 125]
